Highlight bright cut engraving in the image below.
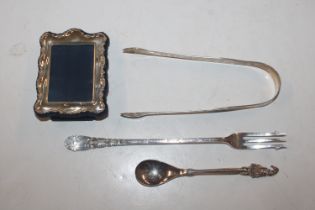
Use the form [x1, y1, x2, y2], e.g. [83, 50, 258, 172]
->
[48, 44, 94, 102]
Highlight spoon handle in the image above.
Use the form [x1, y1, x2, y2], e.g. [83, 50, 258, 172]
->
[185, 164, 279, 178]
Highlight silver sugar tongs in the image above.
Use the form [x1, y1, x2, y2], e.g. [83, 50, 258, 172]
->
[121, 48, 281, 119]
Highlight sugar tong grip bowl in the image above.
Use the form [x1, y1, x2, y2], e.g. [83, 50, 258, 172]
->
[121, 48, 281, 118]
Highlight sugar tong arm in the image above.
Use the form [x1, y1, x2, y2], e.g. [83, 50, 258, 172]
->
[121, 48, 281, 119]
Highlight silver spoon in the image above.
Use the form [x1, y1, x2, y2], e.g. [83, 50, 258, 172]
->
[135, 160, 279, 187]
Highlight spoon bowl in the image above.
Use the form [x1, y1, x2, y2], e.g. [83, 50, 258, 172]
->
[135, 160, 184, 187]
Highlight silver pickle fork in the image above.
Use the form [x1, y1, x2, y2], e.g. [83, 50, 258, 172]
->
[64, 131, 286, 152]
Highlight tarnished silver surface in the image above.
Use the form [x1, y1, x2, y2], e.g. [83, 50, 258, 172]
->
[34, 28, 108, 115]
[135, 160, 279, 187]
[64, 131, 286, 151]
[240, 164, 279, 178]
[121, 48, 281, 118]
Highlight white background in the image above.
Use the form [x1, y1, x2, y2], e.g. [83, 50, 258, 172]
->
[0, 0, 314, 209]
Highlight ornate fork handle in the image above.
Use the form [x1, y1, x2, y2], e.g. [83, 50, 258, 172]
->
[66, 136, 224, 151]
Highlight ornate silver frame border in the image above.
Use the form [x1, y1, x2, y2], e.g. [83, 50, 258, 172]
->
[34, 28, 108, 115]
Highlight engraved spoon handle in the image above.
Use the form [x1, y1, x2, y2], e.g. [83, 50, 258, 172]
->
[65, 136, 224, 151]
[184, 164, 279, 178]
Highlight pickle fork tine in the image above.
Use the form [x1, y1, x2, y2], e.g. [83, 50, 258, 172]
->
[243, 138, 286, 143]
[225, 132, 286, 150]
[242, 144, 286, 150]
[240, 131, 286, 137]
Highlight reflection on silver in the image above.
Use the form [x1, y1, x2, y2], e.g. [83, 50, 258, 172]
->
[135, 160, 279, 187]
[64, 131, 286, 152]
[64, 135, 92, 151]
[121, 48, 282, 118]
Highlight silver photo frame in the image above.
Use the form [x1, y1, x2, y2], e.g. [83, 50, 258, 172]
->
[34, 28, 108, 120]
